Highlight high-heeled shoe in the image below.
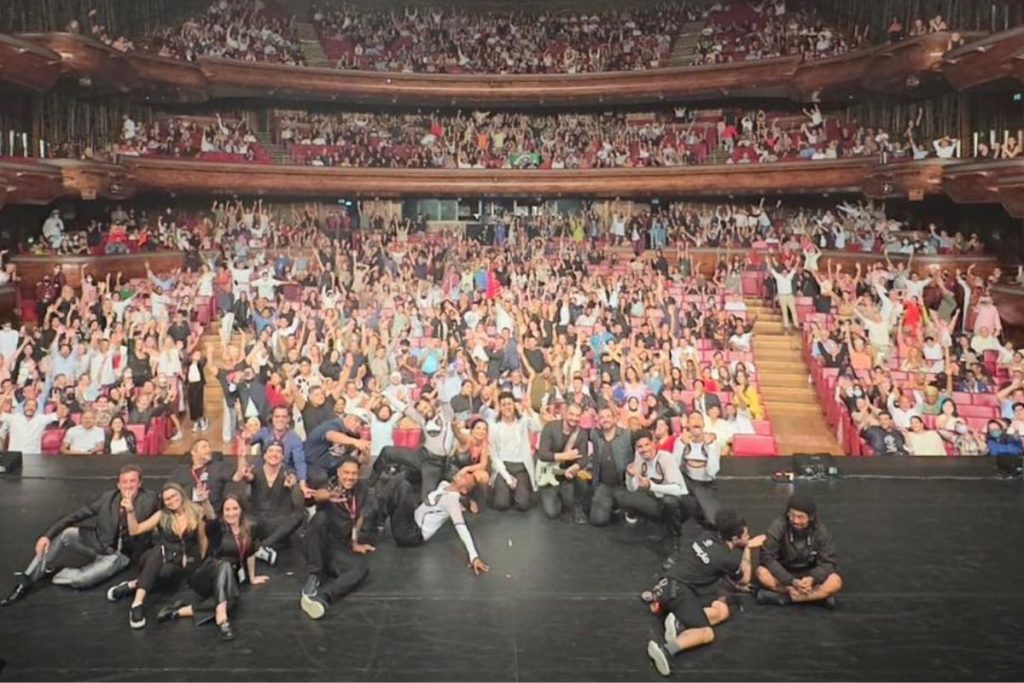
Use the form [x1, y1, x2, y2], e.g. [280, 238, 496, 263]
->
[216, 620, 235, 641]
[157, 601, 186, 623]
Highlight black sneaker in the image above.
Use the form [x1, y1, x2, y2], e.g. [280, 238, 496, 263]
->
[573, 508, 588, 525]
[822, 596, 837, 610]
[0, 580, 31, 607]
[129, 604, 146, 629]
[106, 581, 132, 603]
[255, 546, 278, 567]
[756, 589, 790, 606]
[301, 575, 320, 598]
[646, 640, 672, 677]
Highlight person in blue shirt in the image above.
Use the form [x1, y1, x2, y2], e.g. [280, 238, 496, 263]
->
[249, 406, 308, 490]
[985, 419, 1024, 477]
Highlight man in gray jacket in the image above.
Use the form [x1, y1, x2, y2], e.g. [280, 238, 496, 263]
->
[1, 464, 158, 606]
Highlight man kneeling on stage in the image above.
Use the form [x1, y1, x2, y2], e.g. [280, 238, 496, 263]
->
[373, 471, 489, 575]
[755, 492, 843, 609]
[646, 509, 764, 677]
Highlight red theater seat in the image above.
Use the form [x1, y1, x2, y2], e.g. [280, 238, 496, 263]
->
[731, 435, 778, 456]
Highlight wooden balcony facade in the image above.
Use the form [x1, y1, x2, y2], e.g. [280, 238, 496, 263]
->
[4, 156, 1024, 210]
[2, 30, 978, 107]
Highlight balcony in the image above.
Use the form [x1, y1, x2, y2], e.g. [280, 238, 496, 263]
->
[5, 30, 971, 107]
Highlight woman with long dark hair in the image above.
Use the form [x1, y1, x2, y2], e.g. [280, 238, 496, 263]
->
[105, 415, 137, 455]
[106, 483, 211, 629]
[155, 495, 269, 641]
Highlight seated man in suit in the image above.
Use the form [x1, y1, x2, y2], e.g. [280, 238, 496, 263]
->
[691, 380, 721, 418]
[1, 464, 159, 606]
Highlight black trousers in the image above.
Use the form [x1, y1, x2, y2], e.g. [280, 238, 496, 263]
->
[187, 382, 205, 421]
[373, 446, 446, 502]
[304, 512, 369, 603]
[188, 558, 240, 625]
[377, 475, 425, 547]
[491, 462, 531, 512]
[588, 482, 623, 526]
[681, 475, 722, 528]
[254, 512, 305, 549]
[135, 546, 193, 597]
[613, 489, 685, 537]
[539, 477, 588, 519]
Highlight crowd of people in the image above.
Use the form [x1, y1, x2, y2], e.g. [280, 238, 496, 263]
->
[115, 114, 266, 162]
[313, 3, 692, 74]
[1, 194, 860, 669]
[138, 0, 304, 65]
[274, 106, 917, 170]
[689, 0, 861, 65]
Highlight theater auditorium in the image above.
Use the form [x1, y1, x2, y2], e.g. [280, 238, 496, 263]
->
[0, 0, 1022, 680]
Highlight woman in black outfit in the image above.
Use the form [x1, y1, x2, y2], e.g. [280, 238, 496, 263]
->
[155, 494, 269, 641]
[106, 483, 211, 629]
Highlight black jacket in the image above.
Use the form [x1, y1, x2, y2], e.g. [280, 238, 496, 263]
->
[536, 420, 591, 471]
[760, 516, 838, 585]
[44, 488, 159, 553]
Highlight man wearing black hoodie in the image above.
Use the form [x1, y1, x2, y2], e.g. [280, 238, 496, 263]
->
[755, 492, 843, 608]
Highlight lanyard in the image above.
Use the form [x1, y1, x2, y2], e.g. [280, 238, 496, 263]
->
[231, 527, 247, 561]
[339, 490, 359, 520]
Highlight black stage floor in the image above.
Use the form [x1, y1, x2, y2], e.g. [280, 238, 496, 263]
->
[0, 455, 1022, 682]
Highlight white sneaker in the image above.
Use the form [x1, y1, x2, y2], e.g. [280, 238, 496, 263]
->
[300, 594, 327, 620]
[664, 613, 679, 643]
[170, 432, 184, 442]
[647, 640, 671, 677]
[624, 512, 639, 525]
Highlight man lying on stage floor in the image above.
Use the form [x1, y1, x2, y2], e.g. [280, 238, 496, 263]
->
[645, 509, 764, 677]
[371, 470, 490, 575]
[755, 492, 843, 608]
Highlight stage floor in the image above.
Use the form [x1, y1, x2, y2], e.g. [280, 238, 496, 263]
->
[0, 455, 1021, 682]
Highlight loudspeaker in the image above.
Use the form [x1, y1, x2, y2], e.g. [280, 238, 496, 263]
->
[792, 454, 838, 479]
[0, 451, 23, 475]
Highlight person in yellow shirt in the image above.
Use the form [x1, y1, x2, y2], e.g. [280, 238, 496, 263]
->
[732, 370, 764, 421]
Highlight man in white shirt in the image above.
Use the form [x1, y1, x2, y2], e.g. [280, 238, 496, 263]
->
[616, 430, 687, 543]
[1, 399, 58, 453]
[42, 210, 65, 249]
[767, 256, 799, 334]
[371, 470, 490, 575]
[61, 410, 107, 455]
[0, 322, 20, 362]
[488, 392, 542, 511]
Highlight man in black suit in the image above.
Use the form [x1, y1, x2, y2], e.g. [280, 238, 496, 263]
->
[1, 464, 159, 606]
[691, 380, 721, 418]
[535, 403, 592, 523]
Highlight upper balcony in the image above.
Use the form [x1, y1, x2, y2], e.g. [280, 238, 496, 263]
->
[4, 29, 972, 107]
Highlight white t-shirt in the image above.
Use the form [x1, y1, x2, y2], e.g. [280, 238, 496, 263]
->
[415, 482, 479, 561]
[2, 412, 58, 453]
[63, 425, 107, 453]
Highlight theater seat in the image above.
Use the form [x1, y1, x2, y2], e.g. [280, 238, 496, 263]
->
[393, 428, 422, 449]
[731, 434, 778, 456]
[127, 425, 149, 455]
[42, 429, 66, 455]
[959, 404, 998, 420]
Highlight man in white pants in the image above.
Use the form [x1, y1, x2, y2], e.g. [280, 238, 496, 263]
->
[767, 256, 799, 334]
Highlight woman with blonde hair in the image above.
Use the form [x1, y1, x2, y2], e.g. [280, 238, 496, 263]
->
[155, 494, 269, 641]
[106, 482, 212, 630]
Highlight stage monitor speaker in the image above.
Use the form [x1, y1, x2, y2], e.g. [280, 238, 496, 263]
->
[0, 451, 23, 475]
[792, 454, 838, 479]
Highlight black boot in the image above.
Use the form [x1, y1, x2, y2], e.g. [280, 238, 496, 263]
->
[0, 579, 31, 607]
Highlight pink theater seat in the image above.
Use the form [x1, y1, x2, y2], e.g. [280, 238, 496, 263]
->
[42, 429, 66, 455]
[959, 404, 998, 420]
[731, 434, 778, 456]
[127, 425, 149, 455]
